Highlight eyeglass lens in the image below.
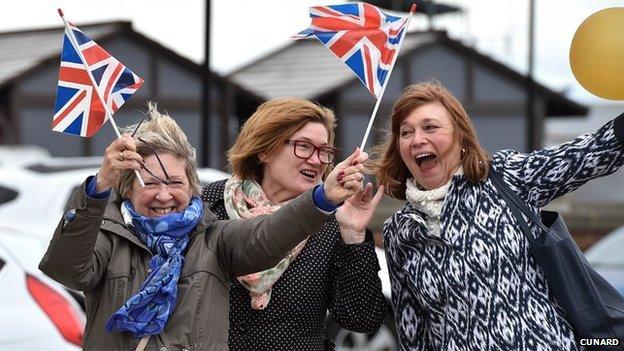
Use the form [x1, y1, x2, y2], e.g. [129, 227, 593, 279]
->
[292, 141, 336, 164]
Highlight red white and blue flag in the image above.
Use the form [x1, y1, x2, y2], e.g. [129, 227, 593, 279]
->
[295, 2, 409, 98]
[52, 22, 144, 137]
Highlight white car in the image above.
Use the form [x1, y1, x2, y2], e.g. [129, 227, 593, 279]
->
[0, 163, 229, 242]
[585, 225, 624, 295]
[0, 166, 100, 239]
[0, 225, 85, 350]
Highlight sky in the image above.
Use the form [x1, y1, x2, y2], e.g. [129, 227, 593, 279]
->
[1, 0, 623, 104]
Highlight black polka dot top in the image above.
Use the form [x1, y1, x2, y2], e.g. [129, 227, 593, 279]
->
[202, 180, 387, 351]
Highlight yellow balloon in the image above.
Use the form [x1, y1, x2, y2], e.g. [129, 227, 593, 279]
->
[570, 7, 624, 100]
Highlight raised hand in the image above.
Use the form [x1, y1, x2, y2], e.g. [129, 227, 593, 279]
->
[323, 148, 368, 204]
[96, 134, 143, 193]
[335, 183, 385, 244]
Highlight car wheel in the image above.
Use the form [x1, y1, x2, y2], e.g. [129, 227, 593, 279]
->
[327, 310, 398, 351]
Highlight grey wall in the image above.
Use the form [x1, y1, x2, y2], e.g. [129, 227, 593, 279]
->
[13, 35, 229, 168]
[471, 114, 525, 152]
[336, 42, 532, 157]
[408, 45, 466, 99]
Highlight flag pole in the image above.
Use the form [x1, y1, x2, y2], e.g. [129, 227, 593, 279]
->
[359, 4, 417, 150]
[58, 9, 144, 186]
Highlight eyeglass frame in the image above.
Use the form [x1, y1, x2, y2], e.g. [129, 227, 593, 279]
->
[284, 139, 338, 164]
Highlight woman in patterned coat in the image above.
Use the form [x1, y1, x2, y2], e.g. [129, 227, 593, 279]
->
[202, 98, 387, 350]
[373, 80, 624, 350]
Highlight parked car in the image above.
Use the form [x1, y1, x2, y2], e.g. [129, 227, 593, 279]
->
[0, 163, 229, 242]
[585, 225, 624, 295]
[0, 225, 85, 350]
[0, 166, 99, 240]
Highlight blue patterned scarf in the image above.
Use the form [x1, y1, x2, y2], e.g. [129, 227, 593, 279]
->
[105, 196, 203, 337]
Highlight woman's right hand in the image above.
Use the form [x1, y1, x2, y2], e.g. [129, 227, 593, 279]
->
[96, 134, 143, 193]
[323, 148, 368, 204]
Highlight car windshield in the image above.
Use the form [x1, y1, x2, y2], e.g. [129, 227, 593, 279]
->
[585, 226, 624, 267]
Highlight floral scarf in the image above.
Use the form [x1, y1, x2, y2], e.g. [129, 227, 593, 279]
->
[224, 176, 308, 310]
[105, 196, 203, 337]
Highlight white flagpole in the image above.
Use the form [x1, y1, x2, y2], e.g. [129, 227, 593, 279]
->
[359, 4, 417, 150]
[58, 9, 144, 186]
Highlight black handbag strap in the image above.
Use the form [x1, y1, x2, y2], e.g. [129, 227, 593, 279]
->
[489, 166, 549, 238]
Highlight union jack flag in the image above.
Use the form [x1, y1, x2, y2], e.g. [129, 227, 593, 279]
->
[52, 22, 144, 137]
[296, 2, 409, 98]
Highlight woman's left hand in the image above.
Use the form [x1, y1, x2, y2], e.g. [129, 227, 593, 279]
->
[336, 183, 385, 244]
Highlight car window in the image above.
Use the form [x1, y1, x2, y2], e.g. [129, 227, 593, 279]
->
[585, 227, 624, 266]
[0, 185, 18, 206]
[26, 164, 101, 173]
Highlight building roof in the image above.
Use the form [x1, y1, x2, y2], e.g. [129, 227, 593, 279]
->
[230, 30, 587, 117]
[0, 22, 125, 88]
[0, 21, 261, 101]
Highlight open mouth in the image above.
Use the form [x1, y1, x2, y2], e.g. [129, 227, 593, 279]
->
[414, 152, 438, 169]
[300, 169, 318, 179]
[151, 207, 176, 215]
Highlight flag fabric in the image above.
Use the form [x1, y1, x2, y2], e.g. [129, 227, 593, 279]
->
[52, 22, 144, 137]
[295, 2, 409, 98]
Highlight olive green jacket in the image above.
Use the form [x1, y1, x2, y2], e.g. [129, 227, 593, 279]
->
[39, 181, 331, 351]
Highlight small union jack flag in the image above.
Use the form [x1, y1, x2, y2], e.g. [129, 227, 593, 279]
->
[52, 22, 144, 137]
[296, 2, 409, 98]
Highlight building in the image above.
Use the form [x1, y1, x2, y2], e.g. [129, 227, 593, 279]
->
[229, 30, 592, 239]
[0, 21, 261, 169]
[229, 30, 586, 156]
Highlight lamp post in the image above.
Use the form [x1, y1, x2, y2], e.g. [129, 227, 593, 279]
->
[526, 0, 540, 151]
[200, 0, 211, 167]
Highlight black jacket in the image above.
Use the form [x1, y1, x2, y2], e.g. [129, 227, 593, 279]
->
[202, 180, 387, 351]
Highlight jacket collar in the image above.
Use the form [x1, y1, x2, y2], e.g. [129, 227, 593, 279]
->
[101, 192, 217, 253]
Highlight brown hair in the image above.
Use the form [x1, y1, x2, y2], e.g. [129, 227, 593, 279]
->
[228, 98, 336, 182]
[373, 80, 490, 199]
[116, 103, 201, 199]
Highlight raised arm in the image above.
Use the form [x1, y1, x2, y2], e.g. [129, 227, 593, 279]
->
[39, 135, 141, 291]
[493, 113, 624, 207]
[215, 148, 367, 277]
[39, 181, 113, 291]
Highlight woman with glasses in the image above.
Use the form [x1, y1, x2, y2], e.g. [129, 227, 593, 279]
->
[39, 104, 374, 351]
[201, 98, 387, 351]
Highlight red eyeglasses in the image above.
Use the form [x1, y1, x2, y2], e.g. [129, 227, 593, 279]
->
[284, 139, 338, 164]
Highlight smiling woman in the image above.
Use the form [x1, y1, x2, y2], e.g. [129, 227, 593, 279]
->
[203, 98, 387, 351]
[38, 103, 373, 351]
[372, 80, 624, 350]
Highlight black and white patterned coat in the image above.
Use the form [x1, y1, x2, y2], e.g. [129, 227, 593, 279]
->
[383, 115, 624, 350]
[202, 180, 387, 351]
